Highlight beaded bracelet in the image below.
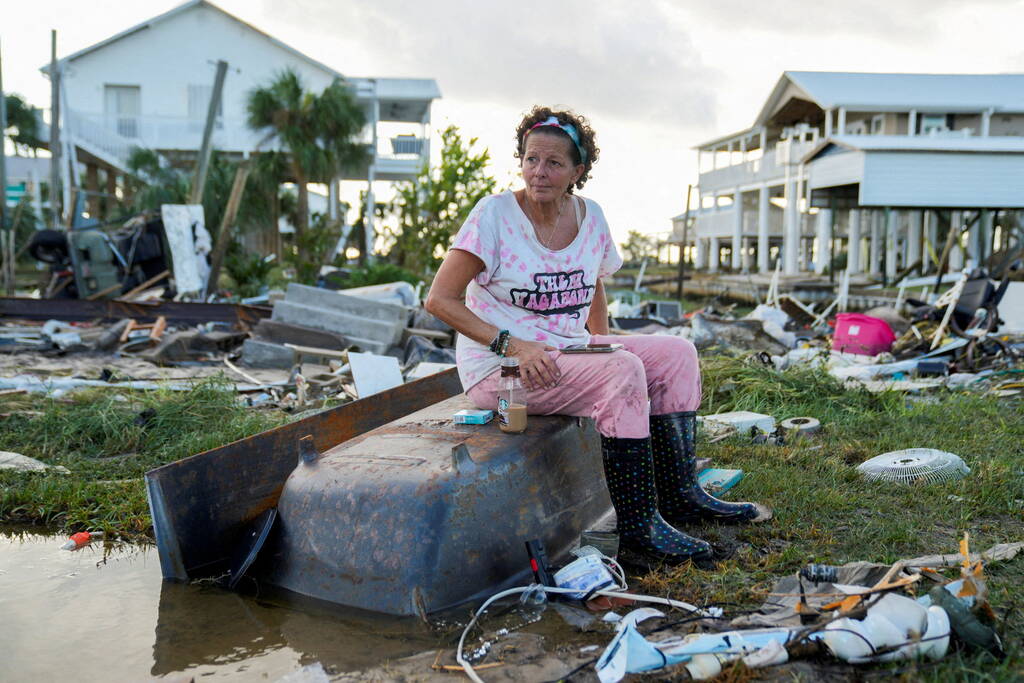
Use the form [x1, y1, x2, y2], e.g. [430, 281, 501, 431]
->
[489, 329, 510, 356]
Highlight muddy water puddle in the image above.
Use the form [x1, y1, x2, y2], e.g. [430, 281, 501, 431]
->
[0, 529, 447, 681]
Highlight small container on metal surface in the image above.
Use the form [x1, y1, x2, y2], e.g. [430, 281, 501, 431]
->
[498, 357, 528, 433]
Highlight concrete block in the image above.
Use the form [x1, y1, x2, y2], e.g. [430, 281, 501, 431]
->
[254, 319, 349, 350]
[286, 284, 408, 325]
[271, 302, 391, 353]
[274, 284, 408, 348]
[340, 281, 418, 307]
[242, 339, 297, 369]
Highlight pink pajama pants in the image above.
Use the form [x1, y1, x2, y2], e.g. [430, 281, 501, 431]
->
[466, 334, 702, 439]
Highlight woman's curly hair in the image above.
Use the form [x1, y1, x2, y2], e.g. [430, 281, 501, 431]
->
[514, 106, 599, 193]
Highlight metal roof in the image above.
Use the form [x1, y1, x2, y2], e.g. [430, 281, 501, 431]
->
[752, 71, 1024, 128]
[786, 71, 1024, 112]
[349, 78, 442, 101]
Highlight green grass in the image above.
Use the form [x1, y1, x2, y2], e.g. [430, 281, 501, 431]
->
[638, 354, 1024, 680]
[2, 356, 1022, 678]
[0, 377, 284, 536]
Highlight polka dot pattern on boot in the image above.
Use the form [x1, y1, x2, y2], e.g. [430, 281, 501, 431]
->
[649, 411, 759, 524]
[600, 435, 712, 561]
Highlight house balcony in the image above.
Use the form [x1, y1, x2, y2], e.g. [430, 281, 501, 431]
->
[690, 205, 785, 240]
[67, 111, 267, 161]
[64, 110, 428, 181]
[338, 134, 428, 182]
[698, 139, 818, 193]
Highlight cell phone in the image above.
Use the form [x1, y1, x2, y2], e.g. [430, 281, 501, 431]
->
[561, 343, 624, 354]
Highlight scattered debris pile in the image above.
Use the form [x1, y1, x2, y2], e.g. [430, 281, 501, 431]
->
[435, 534, 1018, 682]
[627, 267, 1024, 396]
[0, 280, 455, 410]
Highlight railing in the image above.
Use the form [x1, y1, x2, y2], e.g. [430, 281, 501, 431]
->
[67, 111, 265, 160]
[693, 209, 736, 238]
[373, 135, 428, 174]
[67, 110, 428, 179]
[698, 140, 817, 191]
[65, 113, 132, 167]
[691, 206, 785, 240]
[390, 135, 423, 155]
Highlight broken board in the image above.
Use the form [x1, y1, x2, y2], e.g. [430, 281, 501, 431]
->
[161, 204, 209, 296]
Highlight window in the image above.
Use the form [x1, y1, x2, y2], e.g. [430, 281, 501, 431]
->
[103, 85, 140, 138]
[870, 115, 884, 135]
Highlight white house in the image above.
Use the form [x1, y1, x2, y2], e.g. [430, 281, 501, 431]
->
[680, 71, 1024, 278]
[41, 0, 440, 247]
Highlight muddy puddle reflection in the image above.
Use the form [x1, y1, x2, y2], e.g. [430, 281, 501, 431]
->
[0, 529, 445, 681]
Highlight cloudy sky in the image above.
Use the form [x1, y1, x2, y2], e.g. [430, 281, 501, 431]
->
[5, 0, 1024, 243]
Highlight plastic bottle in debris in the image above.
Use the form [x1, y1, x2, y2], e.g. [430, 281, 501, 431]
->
[518, 583, 548, 622]
[498, 357, 528, 434]
[61, 531, 104, 551]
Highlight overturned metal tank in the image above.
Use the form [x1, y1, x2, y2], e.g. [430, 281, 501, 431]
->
[260, 394, 610, 617]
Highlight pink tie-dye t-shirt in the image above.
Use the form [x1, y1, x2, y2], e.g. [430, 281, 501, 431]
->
[450, 190, 622, 390]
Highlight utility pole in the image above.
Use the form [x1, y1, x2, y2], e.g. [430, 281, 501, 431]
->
[676, 184, 692, 301]
[49, 30, 62, 229]
[205, 160, 250, 297]
[189, 60, 228, 205]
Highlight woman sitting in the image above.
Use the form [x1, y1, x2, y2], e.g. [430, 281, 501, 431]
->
[426, 106, 770, 566]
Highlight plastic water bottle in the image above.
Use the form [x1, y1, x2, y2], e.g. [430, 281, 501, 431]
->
[518, 583, 548, 622]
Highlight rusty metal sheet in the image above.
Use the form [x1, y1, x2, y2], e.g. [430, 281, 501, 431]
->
[0, 297, 270, 327]
[145, 368, 463, 581]
[262, 395, 610, 616]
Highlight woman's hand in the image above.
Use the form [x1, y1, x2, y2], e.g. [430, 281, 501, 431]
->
[506, 338, 560, 389]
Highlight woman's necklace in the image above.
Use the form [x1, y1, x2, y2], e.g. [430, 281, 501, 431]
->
[528, 194, 566, 247]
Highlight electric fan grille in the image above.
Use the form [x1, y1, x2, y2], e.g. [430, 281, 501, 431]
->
[857, 448, 970, 484]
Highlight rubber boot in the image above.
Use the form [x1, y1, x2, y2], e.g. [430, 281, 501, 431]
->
[650, 411, 772, 524]
[600, 435, 713, 567]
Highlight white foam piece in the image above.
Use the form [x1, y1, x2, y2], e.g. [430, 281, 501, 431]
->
[348, 352, 404, 398]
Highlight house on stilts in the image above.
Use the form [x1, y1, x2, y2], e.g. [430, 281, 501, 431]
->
[37, 0, 439, 253]
[678, 71, 1024, 280]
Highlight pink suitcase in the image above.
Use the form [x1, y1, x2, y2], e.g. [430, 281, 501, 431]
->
[831, 313, 896, 356]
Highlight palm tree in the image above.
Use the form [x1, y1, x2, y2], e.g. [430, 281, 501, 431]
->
[4, 94, 45, 156]
[246, 69, 366, 261]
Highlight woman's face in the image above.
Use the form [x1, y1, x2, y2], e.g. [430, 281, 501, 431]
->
[520, 131, 583, 203]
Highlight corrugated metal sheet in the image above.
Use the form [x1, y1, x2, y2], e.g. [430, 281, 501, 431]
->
[860, 152, 1024, 207]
